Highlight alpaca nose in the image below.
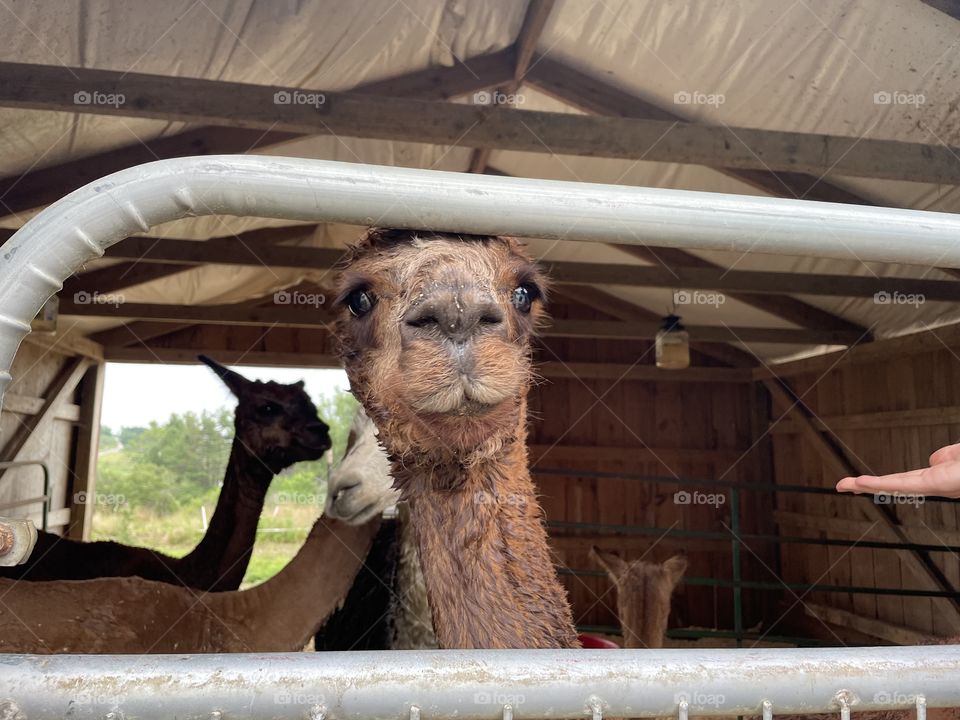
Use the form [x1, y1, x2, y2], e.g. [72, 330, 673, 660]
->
[404, 290, 504, 343]
[333, 483, 359, 504]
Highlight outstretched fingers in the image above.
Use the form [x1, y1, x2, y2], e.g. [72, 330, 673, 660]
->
[836, 464, 960, 498]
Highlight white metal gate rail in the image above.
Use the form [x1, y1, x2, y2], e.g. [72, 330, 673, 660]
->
[2, 647, 959, 719]
[2, 157, 960, 717]
[4, 156, 960, 410]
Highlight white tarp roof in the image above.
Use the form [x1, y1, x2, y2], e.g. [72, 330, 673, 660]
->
[1, 0, 957, 362]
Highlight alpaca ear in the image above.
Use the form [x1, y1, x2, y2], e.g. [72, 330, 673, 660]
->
[198, 355, 251, 397]
[663, 554, 688, 586]
[590, 546, 628, 579]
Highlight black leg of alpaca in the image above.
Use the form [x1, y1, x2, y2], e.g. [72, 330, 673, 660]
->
[314, 519, 400, 650]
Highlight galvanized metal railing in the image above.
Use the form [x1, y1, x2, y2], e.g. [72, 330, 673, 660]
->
[2, 157, 960, 716]
[3, 647, 960, 720]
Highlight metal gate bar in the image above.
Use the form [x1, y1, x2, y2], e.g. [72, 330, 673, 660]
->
[4, 156, 960, 410]
[2, 647, 959, 719]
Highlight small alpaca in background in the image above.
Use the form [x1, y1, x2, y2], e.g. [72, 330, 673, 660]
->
[591, 547, 687, 648]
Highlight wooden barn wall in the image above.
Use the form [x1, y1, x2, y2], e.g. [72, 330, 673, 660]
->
[528, 364, 773, 639]
[0, 344, 81, 533]
[770, 346, 960, 641]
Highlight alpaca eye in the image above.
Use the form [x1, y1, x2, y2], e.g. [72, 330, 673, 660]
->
[510, 284, 538, 314]
[346, 289, 376, 318]
[258, 402, 280, 416]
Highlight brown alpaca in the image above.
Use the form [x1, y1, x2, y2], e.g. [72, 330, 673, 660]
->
[591, 547, 687, 648]
[0, 356, 330, 591]
[335, 229, 577, 649]
[0, 516, 378, 653]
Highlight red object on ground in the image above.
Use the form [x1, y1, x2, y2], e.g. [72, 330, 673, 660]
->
[578, 633, 620, 648]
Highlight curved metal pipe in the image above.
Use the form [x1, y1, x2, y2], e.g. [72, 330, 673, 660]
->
[4, 156, 960, 409]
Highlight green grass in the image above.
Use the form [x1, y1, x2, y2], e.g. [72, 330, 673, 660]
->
[91, 488, 324, 588]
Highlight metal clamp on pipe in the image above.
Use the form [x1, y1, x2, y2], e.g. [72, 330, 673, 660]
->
[0, 516, 37, 566]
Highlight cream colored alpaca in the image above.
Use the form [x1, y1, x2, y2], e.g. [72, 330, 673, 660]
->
[324, 407, 437, 649]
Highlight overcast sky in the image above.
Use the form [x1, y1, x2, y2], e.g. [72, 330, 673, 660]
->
[101, 362, 351, 430]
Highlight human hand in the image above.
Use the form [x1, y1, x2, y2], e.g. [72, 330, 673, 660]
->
[836, 442, 960, 499]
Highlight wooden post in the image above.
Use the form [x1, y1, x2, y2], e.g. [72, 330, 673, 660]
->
[67, 362, 105, 541]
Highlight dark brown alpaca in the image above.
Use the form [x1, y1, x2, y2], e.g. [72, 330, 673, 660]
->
[0, 357, 330, 591]
[335, 229, 577, 649]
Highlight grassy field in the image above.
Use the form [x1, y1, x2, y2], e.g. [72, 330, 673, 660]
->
[91, 484, 325, 587]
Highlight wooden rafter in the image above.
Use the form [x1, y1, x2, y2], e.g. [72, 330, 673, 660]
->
[551, 285, 757, 368]
[0, 357, 91, 482]
[467, 0, 555, 175]
[59, 298, 860, 346]
[0, 50, 516, 221]
[524, 56, 878, 206]
[81, 233, 960, 302]
[2, 61, 958, 184]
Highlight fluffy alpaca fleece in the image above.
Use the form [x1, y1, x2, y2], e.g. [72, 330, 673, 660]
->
[319, 407, 437, 650]
[335, 229, 577, 649]
[0, 516, 378, 654]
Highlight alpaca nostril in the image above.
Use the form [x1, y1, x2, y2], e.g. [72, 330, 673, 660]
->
[333, 483, 359, 503]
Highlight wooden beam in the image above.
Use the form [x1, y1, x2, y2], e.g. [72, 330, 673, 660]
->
[762, 377, 960, 632]
[549, 319, 859, 346]
[67, 362, 104, 541]
[88, 321, 195, 348]
[609, 244, 870, 337]
[803, 603, 935, 646]
[62, 262, 187, 297]
[104, 346, 342, 367]
[91, 235, 957, 302]
[547, 262, 960, 301]
[61, 299, 860, 345]
[537, 361, 753, 383]
[520, 57, 877, 336]
[513, 0, 555, 83]
[922, 0, 960, 21]
[530, 444, 743, 466]
[770, 405, 960, 434]
[23, 329, 103, 361]
[467, 1, 554, 178]
[0, 357, 91, 478]
[757, 321, 960, 380]
[524, 56, 879, 206]
[0, 49, 516, 220]
[101, 235, 342, 268]
[551, 285, 757, 368]
[774, 510, 960, 549]
[2, 392, 81, 422]
[3, 61, 958, 184]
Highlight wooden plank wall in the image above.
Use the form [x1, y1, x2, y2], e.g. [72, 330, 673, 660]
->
[529, 300, 773, 639]
[0, 343, 82, 532]
[770, 346, 960, 640]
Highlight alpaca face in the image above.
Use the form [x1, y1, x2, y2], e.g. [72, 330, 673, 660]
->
[335, 230, 547, 456]
[233, 380, 332, 473]
[591, 548, 687, 649]
[325, 407, 397, 524]
[200, 356, 331, 475]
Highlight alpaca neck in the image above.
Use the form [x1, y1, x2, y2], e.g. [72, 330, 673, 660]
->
[178, 441, 271, 590]
[211, 516, 380, 651]
[619, 582, 670, 649]
[395, 434, 577, 649]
